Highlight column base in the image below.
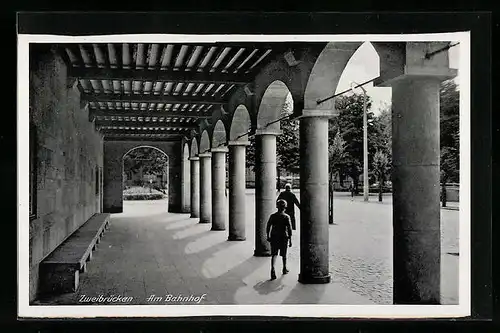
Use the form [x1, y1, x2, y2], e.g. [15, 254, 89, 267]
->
[211, 227, 226, 231]
[228, 236, 246, 241]
[190, 213, 199, 218]
[254, 250, 272, 257]
[298, 273, 331, 284]
[199, 220, 211, 224]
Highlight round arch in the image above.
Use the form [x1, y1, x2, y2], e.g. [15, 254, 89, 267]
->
[304, 42, 364, 111]
[212, 119, 227, 148]
[257, 80, 293, 133]
[122, 145, 169, 160]
[183, 142, 190, 159]
[199, 130, 211, 154]
[122, 145, 170, 191]
[229, 104, 251, 142]
[190, 138, 199, 158]
[182, 142, 190, 168]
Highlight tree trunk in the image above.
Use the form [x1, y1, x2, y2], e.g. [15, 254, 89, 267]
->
[277, 167, 281, 193]
[339, 167, 344, 187]
[441, 182, 447, 207]
[378, 178, 383, 202]
[353, 176, 359, 195]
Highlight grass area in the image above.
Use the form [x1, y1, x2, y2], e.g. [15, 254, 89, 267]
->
[123, 186, 166, 200]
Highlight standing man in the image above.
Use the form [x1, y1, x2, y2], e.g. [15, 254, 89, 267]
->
[277, 183, 301, 230]
[266, 199, 293, 280]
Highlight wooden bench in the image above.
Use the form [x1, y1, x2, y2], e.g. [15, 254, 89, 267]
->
[39, 213, 111, 295]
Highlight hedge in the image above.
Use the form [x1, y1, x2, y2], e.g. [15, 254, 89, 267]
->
[123, 193, 166, 200]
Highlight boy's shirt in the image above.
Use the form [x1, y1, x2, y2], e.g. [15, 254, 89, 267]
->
[266, 211, 293, 240]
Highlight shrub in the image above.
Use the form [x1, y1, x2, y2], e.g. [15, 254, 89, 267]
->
[123, 193, 166, 200]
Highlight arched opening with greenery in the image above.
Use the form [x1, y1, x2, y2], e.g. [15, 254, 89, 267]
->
[122, 146, 169, 200]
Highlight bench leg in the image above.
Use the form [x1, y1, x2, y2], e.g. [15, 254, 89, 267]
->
[40, 265, 80, 294]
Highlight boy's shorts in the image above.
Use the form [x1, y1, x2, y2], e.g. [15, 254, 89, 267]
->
[271, 240, 288, 257]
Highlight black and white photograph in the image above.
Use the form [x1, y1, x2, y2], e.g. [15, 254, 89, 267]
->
[17, 13, 473, 319]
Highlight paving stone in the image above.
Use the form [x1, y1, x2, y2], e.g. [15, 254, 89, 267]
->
[36, 193, 459, 305]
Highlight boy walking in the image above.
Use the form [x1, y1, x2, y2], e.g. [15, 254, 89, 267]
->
[266, 199, 293, 280]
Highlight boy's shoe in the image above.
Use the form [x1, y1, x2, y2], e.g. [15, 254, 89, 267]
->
[282, 268, 289, 274]
[271, 269, 277, 280]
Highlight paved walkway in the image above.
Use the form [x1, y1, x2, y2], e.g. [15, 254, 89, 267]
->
[35, 192, 459, 306]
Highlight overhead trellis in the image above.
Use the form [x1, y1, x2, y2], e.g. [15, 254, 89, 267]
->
[58, 42, 293, 141]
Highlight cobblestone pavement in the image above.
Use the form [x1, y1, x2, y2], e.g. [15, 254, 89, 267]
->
[327, 193, 459, 304]
[35, 191, 460, 305]
[248, 191, 459, 305]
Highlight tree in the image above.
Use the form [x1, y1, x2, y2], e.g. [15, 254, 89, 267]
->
[332, 93, 381, 194]
[374, 103, 392, 156]
[328, 130, 347, 178]
[439, 80, 460, 207]
[328, 131, 346, 224]
[372, 150, 390, 202]
[123, 147, 168, 186]
[246, 134, 256, 170]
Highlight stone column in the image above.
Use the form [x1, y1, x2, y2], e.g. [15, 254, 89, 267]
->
[189, 157, 200, 218]
[254, 130, 279, 257]
[211, 147, 228, 231]
[391, 77, 442, 304]
[181, 153, 191, 213]
[299, 110, 332, 284]
[199, 153, 212, 224]
[228, 141, 249, 241]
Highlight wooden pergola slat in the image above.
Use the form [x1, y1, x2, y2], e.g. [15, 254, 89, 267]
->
[101, 129, 187, 135]
[82, 92, 226, 105]
[68, 67, 251, 85]
[90, 109, 211, 119]
[103, 136, 183, 142]
[96, 120, 197, 129]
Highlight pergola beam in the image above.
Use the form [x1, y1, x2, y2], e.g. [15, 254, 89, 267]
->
[104, 136, 183, 142]
[68, 67, 251, 85]
[96, 120, 197, 129]
[90, 109, 210, 119]
[82, 92, 226, 105]
[101, 129, 187, 135]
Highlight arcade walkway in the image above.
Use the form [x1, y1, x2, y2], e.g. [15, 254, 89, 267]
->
[34, 192, 459, 306]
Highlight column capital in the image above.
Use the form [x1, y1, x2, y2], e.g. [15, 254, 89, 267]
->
[255, 128, 281, 136]
[299, 109, 339, 118]
[188, 156, 199, 161]
[211, 146, 229, 153]
[228, 140, 250, 146]
[374, 66, 458, 87]
[199, 152, 212, 158]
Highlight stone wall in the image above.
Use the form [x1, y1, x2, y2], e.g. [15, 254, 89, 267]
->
[103, 141, 182, 213]
[28, 45, 104, 302]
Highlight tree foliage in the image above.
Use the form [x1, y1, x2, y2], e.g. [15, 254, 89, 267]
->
[123, 147, 168, 176]
[440, 79, 460, 184]
[372, 150, 390, 201]
[277, 94, 299, 173]
[328, 130, 347, 177]
[330, 93, 384, 191]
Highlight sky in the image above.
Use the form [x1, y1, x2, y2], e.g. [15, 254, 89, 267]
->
[336, 42, 460, 116]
